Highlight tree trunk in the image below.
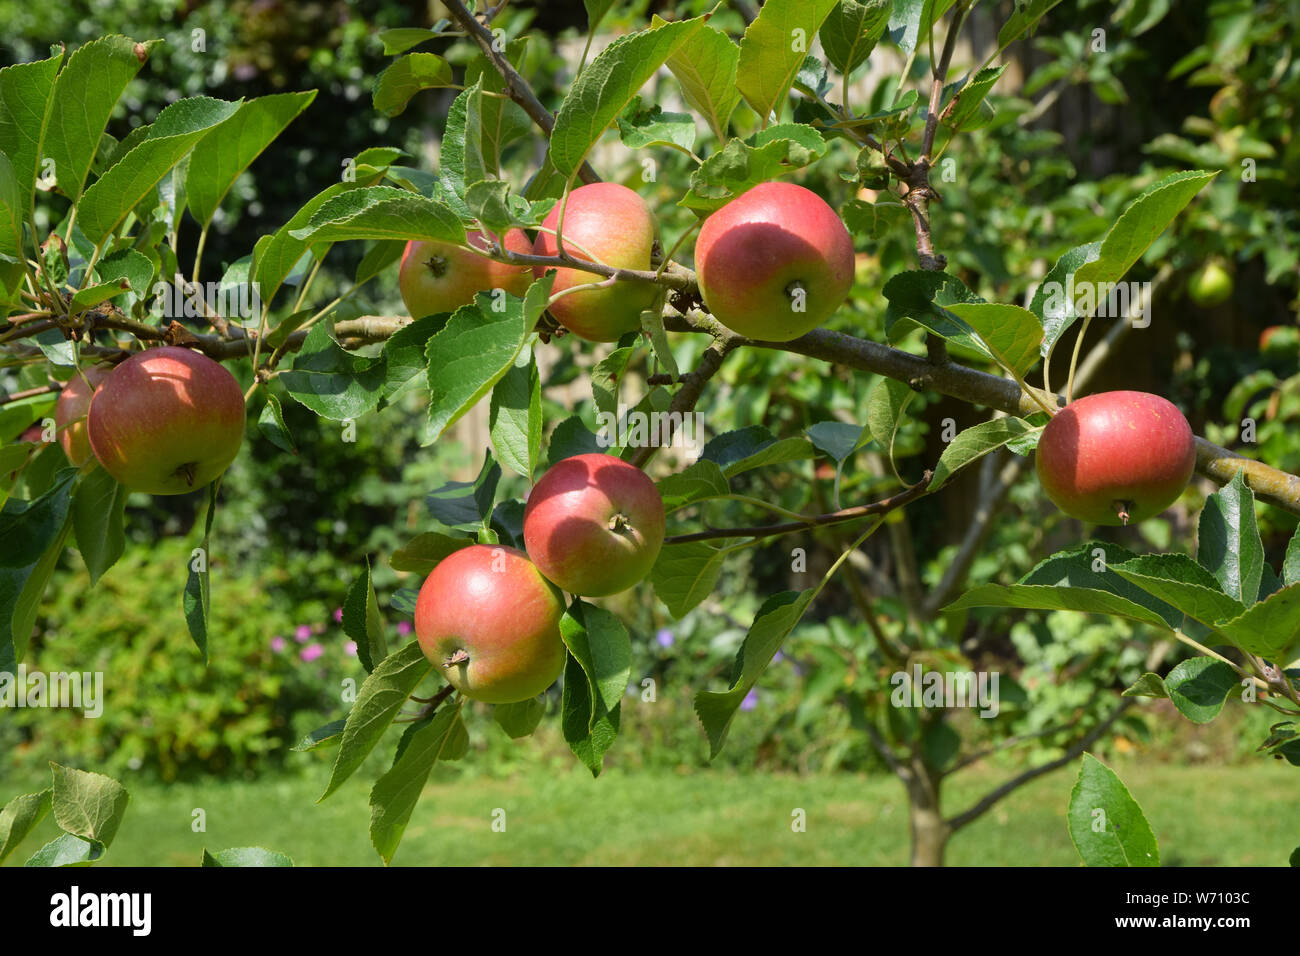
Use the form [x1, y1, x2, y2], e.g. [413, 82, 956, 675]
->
[906, 756, 950, 867]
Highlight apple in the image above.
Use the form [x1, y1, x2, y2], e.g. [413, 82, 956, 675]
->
[399, 228, 533, 320]
[1187, 260, 1233, 307]
[87, 346, 246, 494]
[1035, 390, 1196, 525]
[414, 544, 566, 703]
[55, 365, 112, 466]
[694, 181, 855, 342]
[523, 453, 665, 596]
[532, 182, 659, 342]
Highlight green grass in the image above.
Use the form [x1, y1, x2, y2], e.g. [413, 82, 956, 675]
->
[3, 759, 1294, 866]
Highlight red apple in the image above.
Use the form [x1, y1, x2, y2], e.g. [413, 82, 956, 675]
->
[88, 346, 246, 494]
[399, 228, 533, 320]
[532, 182, 659, 342]
[694, 181, 855, 342]
[414, 544, 566, 703]
[55, 365, 112, 466]
[1035, 390, 1196, 525]
[523, 453, 665, 596]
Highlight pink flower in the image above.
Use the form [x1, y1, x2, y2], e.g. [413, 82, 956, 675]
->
[333, 607, 344, 623]
[295, 625, 311, 643]
[397, 620, 412, 636]
[344, 641, 358, 657]
[270, 636, 286, 653]
[300, 643, 324, 662]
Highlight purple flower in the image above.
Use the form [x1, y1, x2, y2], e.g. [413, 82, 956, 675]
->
[773, 651, 785, 663]
[397, 620, 412, 636]
[655, 628, 674, 648]
[344, 641, 358, 657]
[300, 643, 324, 662]
[295, 625, 312, 643]
[270, 636, 286, 653]
[333, 607, 344, 623]
[740, 689, 758, 711]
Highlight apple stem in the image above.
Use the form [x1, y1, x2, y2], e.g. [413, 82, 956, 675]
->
[444, 648, 470, 668]
[608, 513, 631, 533]
[1114, 500, 1133, 525]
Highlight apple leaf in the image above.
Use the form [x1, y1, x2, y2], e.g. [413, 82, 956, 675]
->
[182, 482, 219, 661]
[201, 846, 294, 867]
[71, 465, 128, 587]
[372, 53, 454, 118]
[424, 276, 552, 445]
[488, 351, 542, 479]
[680, 124, 828, 213]
[369, 704, 461, 864]
[657, 459, 730, 513]
[93, 248, 155, 306]
[466, 43, 533, 178]
[0, 789, 52, 865]
[256, 392, 297, 456]
[389, 532, 473, 576]
[186, 91, 317, 228]
[696, 589, 816, 758]
[659, 19, 741, 141]
[650, 541, 728, 619]
[288, 184, 466, 245]
[280, 323, 387, 421]
[440, 78, 487, 192]
[943, 303, 1043, 378]
[546, 416, 604, 468]
[1068, 753, 1159, 867]
[1211, 584, 1300, 660]
[0, 153, 23, 261]
[319, 640, 431, 802]
[591, 346, 635, 418]
[1122, 672, 1170, 699]
[560, 600, 631, 777]
[253, 182, 363, 310]
[1017, 540, 1183, 629]
[887, 0, 958, 56]
[354, 238, 405, 287]
[550, 17, 705, 177]
[616, 99, 697, 154]
[929, 417, 1036, 490]
[343, 557, 388, 674]
[291, 718, 348, 753]
[424, 452, 501, 531]
[736, 0, 839, 124]
[1111, 554, 1246, 632]
[1196, 470, 1264, 606]
[381, 313, 447, 401]
[996, 0, 1066, 55]
[77, 96, 241, 245]
[819, 0, 891, 76]
[1030, 240, 1102, 357]
[944, 584, 1174, 631]
[942, 65, 1007, 131]
[0, 49, 63, 210]
[840, 198, 909, 240]
[882, 269, 989, 357]
[1162, 657, 1239, 724]
[25, 832, 104, 867]
[1, 468, 75, 662]
[494, 697, 546, 739]
[866, 376, 914, 468]
[49, 763, 129, 850]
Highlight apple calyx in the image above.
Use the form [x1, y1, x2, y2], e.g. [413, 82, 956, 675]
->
[176, 462, 198, 487]
[423, 254, 450, 278]
[444, 648, 470, 668]
[608, 512, 632, 533]
[1114, 500, 1134, 525]
[785, 279, 806, 304]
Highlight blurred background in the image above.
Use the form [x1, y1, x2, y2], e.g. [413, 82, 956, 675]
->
[1, 0, 1296, 864]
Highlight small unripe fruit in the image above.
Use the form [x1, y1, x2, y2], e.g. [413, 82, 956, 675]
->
[55, 365, 112, 466]
[88, 346, 246, 495]
[414, 545, 566, 704]
[1187, 260, 1233, 307]
[1035, 390, 1196, 526]
[399, 229, 533, 320]
[695, 181, 854, 341]
[523, 453, 665, 596]
[532, 182, 659, 342]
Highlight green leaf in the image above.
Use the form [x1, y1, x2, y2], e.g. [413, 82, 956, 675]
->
[943, 302, 1043, 378]
[25, 832, 103, 867]
[680, 123, 829, 212]
[1212, 584, 1300, 660]
[440, 79, 487, 191]
[93, 248, 154, 304]
[1018, 540, 1182, 629]
[70, 466, 128, 586]
[550, 17, 706, 177]
[289, 184, 465, 245]
[291, 719, 348, 752]
[77, 96, 242, 244]
[640, 306, 679, 381]
[425, 452, 500, 530]
[701, 425, 815, 478]
[616, 100, 697, 153]
[256, 392, 297, 455]
[389, 532, 473, 576]
[45, 36, 156, 204]
[50, 763, 129, 849]
[945, 584, 1175, 631]
[736, 0, 840, 124]
[377, 26, 452, 55]
[201, 846, 294, 867]
[560, 600, 631, 776]
[1196, 469, 1264, 606]
[488, 351, 541, 479]
[381, 313, 446, 400]
[182, 482, 218, 661]
[373, 54, 454, 118]
[996, 0, 1066, 54]
[0, 50, 63, 211]
[1283, 525, 1300, 587]
[696, 589, 816, 757]
[819, 0, 891, 76]
[584, 0, 616, 30]
[657, 459, 730, 512]
[929, 417, 1035, 490]
[280, 323, 387, 421]
[660, 20, 741, 141]
[253, 182, 371, 310]
[866, 376, 914, 465]
[343, 557, 388, 674]
[1030, 241, 1102, 357]
[591, 346, 634, 418]
[494, 698, 546, 739]
[1122, 672, 1169, 699]
[186, 91, 316, 228]
[1, 469, 75, 661]
[319, 640, 431, 801]
[1163, 657, 1239, 723]
[369, 705, 460, 864]
[546, 416, 604, 467]
[1068, 753, 1159, 866]
[651, 541, 728, 618]
[424, 277, 551, 445]
[0, 789, 52, 865]
[840, 198, 909, 239]
[1111, 553, 1246, 631]
[0, 153, 24, 261]
[881, 269, 990, 358]
[942, 65, 1006, 131]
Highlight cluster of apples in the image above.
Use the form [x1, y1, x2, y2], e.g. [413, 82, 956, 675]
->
[414, 453, 665, 703]
[398, 180, 855, 343]
[53, 347, 245, 494]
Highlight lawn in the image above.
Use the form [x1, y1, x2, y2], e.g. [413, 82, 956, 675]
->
[3, 759, 1294, 866]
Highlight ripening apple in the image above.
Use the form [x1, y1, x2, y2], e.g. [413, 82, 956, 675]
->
[55, 365, 112, 466]
[1187, 260, 1234, 307]
[1035, 390, 1197, 525]
[523, 453, 665, 596]
[87, 346, 246, 495]
[415, 544, 566, 704]
[695, 181, 855, 342]
[532, 182, 659, 342]
[399, 228, 533, 320]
